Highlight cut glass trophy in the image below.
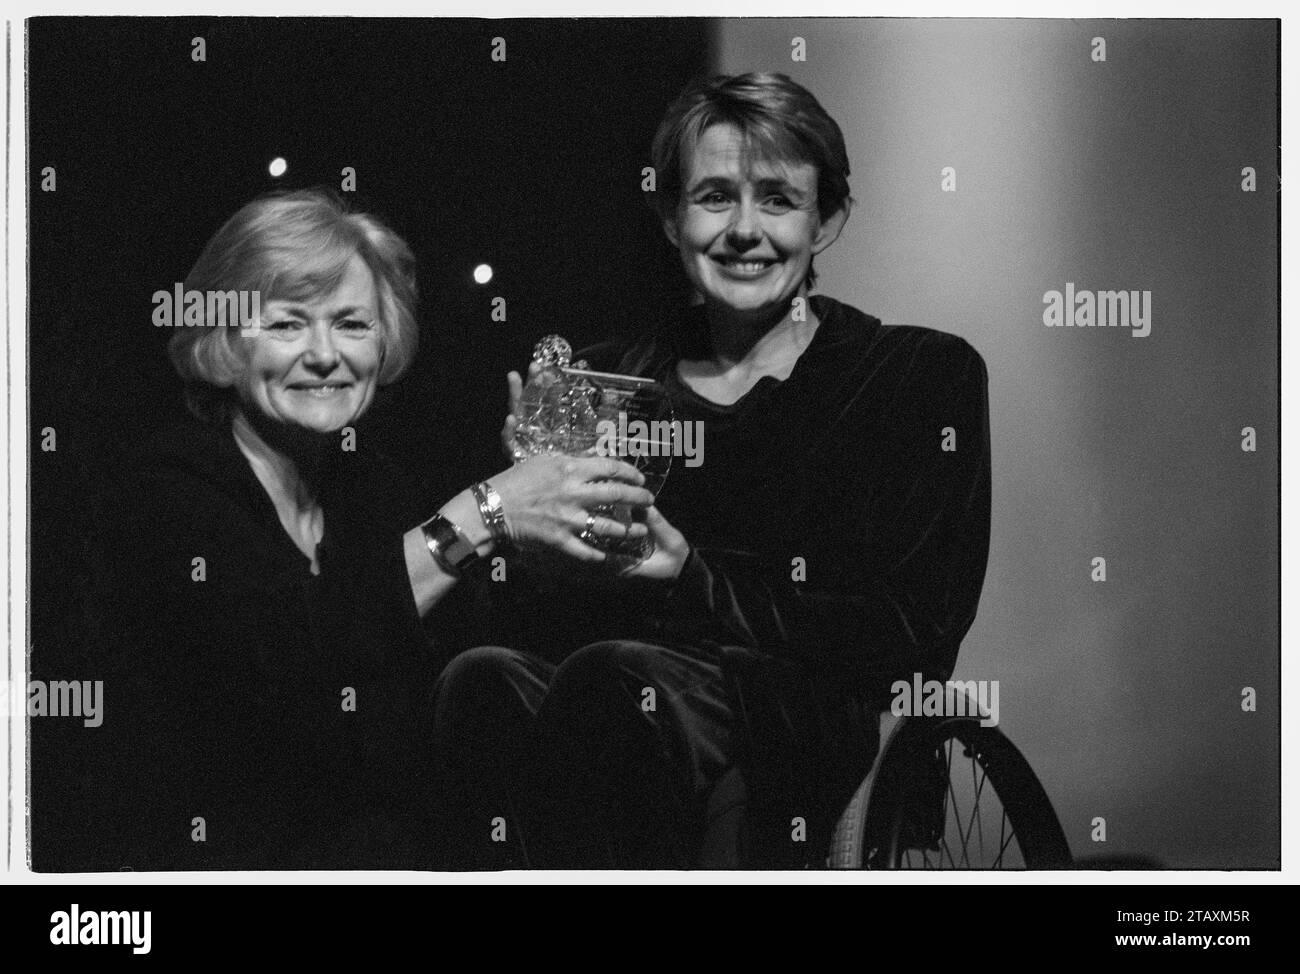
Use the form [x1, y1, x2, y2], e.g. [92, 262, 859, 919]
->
[512, 334, 674, 560]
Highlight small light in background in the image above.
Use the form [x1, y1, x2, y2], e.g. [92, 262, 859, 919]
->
[473, 263, 493, 285]
[268, 157, 288, 178]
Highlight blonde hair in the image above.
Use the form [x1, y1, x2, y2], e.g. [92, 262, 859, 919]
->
[168, 188, 419, 421]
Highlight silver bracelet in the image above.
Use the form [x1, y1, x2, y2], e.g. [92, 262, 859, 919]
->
[471, 480, 509, 545]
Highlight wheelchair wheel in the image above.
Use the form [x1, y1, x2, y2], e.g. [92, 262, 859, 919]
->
[830, 715, 1071, 869]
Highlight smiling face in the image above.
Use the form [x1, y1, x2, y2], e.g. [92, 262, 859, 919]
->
[235, 253, 383, 435]
[667, 122, 844, 320]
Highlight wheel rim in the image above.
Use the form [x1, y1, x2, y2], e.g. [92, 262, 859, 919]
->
[872, 721, 1071, 869]
[887, 737, 1026, 869]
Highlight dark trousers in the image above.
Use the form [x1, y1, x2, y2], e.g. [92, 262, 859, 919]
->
[428, 640, 744, 869]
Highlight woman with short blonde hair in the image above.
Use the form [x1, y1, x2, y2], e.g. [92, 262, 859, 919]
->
[93, 187, 657, 870]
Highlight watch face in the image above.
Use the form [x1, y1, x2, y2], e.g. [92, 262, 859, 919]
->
[444, 532, 476, 568]
[438, 517, 477, 568]
[425, 516, 476, 572]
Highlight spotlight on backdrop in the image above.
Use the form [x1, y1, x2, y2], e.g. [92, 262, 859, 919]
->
[268, 157, 288, 178]
[473, 264, 493, 285]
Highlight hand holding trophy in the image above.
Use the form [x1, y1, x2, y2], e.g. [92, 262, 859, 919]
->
[504, 335, 676, 569]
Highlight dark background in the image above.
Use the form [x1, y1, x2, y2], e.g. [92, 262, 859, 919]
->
[28, 17, 708, 870]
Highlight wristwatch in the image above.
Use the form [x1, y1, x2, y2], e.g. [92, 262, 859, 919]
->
[421, 513, 479, 575]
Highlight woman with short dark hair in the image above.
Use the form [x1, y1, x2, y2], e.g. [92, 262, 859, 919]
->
[646, 70, 853, 290]
[435, 72, 992, 869]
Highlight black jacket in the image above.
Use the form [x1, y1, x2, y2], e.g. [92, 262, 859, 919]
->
[83, 415, 451, 870]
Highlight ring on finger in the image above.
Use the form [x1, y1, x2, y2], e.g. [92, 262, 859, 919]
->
[579, 512, 598, 545]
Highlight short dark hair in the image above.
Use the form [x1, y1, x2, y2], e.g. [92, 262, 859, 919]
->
[648, 73, 853, 287]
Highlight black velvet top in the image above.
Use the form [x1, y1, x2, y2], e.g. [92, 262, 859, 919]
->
[617, 294, 992, 699]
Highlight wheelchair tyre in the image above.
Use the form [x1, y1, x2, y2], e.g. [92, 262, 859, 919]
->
[830, 716, 1071, 869]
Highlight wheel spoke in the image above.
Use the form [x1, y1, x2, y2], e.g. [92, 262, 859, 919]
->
[939, 835, 957, 869]
[971, 748, 988, 861]
[945, 745, 971, 867]
[960, 750, 990, 864]
[997, 802, 1007, 868]
[956, 767, 982, 859]
[993, 810, 1017, 869]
